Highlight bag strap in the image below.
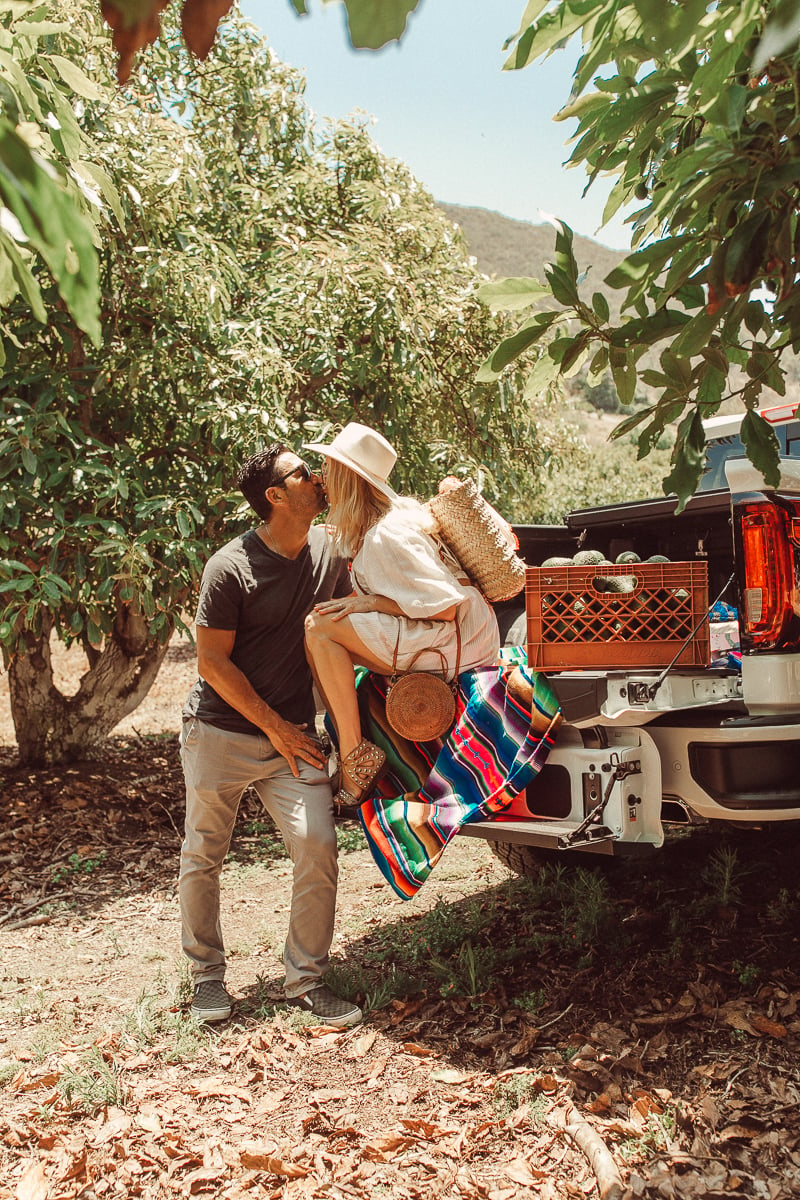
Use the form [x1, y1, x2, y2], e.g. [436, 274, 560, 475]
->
[391, 614, 462, 682]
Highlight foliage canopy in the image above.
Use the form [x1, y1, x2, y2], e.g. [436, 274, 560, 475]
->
[0, 0, 539, 763]
[207, 0, 800, 507]
[481, 0, 800, 505]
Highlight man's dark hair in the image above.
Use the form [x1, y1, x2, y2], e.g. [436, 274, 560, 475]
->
[236, 443, 290, 520]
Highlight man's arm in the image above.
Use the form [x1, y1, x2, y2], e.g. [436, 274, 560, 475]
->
[197, 626, 326, 777]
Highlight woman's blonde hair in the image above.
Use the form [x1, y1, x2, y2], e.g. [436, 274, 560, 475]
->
[325, 457, 393, 556]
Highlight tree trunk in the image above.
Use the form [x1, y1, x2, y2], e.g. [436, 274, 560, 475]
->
[8, 607, 174, 766]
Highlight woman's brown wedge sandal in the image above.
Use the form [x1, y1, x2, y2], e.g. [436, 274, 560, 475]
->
[333, 739, 386, 817]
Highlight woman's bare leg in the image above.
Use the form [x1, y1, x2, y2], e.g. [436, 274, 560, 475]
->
[304, 611, 391, 765]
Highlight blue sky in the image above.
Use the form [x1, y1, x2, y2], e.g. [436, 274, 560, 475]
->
[239, 0, 631, 251]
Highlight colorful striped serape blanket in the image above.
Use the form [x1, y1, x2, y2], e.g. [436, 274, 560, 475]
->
[348, 659, 562, 899]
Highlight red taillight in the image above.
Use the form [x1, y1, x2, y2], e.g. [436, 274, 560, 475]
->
[737, 498, 800, 649]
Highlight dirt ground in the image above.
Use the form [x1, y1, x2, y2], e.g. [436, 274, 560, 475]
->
[2, 638, 800, 1200]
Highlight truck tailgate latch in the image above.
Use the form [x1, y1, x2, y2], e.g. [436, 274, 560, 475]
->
[558, 755, 641, 850]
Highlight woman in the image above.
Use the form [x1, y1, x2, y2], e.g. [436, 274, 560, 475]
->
[303, 422, 500, 813]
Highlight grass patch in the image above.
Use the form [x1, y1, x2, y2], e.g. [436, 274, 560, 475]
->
[52, 850, 108, 885]
[493, 1074, 550, 1123]
[58, 1047, 121, 1115]
[0, 1061, 19, 1086]
[340, 864, 631, 1009]
[336, 824, 367, 853]
[700, 844, 750, 910]
[618, 1105, 678, 1162]
[244, 975, 319, 1028]
[121, 968, 213, 1062]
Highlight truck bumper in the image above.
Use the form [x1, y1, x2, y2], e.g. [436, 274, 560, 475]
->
[742, 653, 800, 715]
[649, 713, 800, 819]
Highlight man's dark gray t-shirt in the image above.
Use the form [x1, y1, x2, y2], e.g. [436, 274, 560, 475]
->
[183, 524, 350, 735]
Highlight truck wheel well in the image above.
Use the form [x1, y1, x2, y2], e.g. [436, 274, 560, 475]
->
[488, 840, 548, 878]
[487, 840, 617, 877]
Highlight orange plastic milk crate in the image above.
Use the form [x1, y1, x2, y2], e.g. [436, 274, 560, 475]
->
[525, 560, 710, 671]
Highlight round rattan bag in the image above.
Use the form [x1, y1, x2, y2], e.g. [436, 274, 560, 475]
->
[385, 671, 457, 743]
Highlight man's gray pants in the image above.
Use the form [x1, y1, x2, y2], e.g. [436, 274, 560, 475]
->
[179, 718, 338, 998]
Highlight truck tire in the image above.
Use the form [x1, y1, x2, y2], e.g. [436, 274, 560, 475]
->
[488, 840, 552, 878]
[488, 840, 617, 877]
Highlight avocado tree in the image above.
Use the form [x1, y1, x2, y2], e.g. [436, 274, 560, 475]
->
[1, 1, 540, 765]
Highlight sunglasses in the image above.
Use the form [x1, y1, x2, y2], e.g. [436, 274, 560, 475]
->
[276, 462, 313, 485]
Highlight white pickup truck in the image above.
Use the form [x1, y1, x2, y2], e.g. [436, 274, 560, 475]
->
[465, 403, 800, 876]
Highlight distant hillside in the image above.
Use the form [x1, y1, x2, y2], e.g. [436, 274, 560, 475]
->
[438, 202, 800, 403]
[437, 202, 624, 289]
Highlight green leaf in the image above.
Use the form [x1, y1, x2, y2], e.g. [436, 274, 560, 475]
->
[560, 333, 590, 376]
[2, 235, 46, 322]
[586, 344, 608, 383]
[613, 308, 687, 349]
[340, 0, 422, 48]
[544, 262, 579, 307]
[660, 349, 693, 389]
[605, 237, 691, 291]
[504, 4, 596, 70]
[521, 348, 562, 399]
[696, 364, 726, 413]
[704, 83, 750, 132]
[610, 406, 654, 440]
[610, 346, 636, 405]
[0, 120, 100, 343]
[476, 276, 549, 312]
[740, 410, 781, 487]
[744, 301, 765, 336]
[505, 0, 552, 47]
[46, 54, 104, 102]
[670, 307, 720, 358]
[592, 291, 610, 323]
[74, 161, 126, 231]
[555, 91, 610, 122]
[0, 241, 17, 304]
[39, 81, 85, 162]
[12, 20, 71, 36]
[0, 47, 44, 120]
[552, 219, 577, 281]
[476, 313, 561, 380]
[664, 409, 706, 510]
[633, 0, 708, 55]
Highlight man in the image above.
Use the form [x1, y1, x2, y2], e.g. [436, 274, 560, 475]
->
[179, 443, 362, 1028]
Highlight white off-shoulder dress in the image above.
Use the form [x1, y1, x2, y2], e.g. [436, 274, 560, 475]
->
[346, 506, 500, 675]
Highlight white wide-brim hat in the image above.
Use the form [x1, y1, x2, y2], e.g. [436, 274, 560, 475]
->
[304, 422, 398, 501]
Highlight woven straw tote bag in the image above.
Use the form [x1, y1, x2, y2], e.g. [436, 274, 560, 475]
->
[428, 478, 526, 603]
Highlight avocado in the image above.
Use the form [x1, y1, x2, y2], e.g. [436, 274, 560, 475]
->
[615, 551, 641, 564]
[573, 549, 606, 566]
[606, 575, 637, 593]
[594, 574, 636, 594]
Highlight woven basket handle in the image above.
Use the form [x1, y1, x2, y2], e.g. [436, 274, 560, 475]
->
[391, 615, 462, 683]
